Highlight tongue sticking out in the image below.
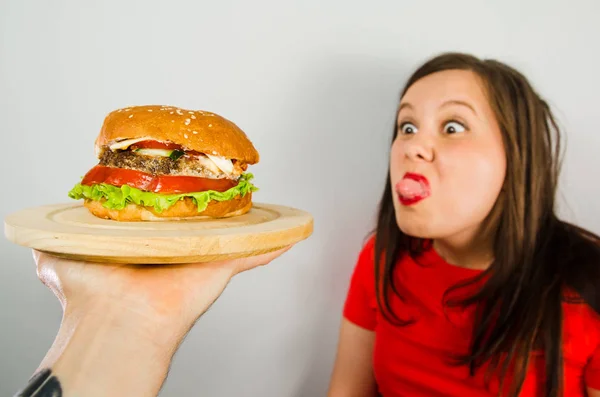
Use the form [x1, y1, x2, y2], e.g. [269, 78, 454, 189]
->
[396, 179, 427, 198]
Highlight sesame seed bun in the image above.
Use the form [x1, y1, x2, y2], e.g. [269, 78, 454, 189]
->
[84, 192, 253, 222]
[94, 105, 259, 164]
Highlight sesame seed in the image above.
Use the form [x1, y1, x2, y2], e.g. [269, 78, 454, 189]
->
[117, 109, 123, 112]
[189, 111, 194, 114]
[184, 133, 188, 139]
[176, 109, 183, 115]
[208, 124, 212, 127]
[192, 130, 198, 134]
[184, 119, 190, 125]
[171, 120, 174, 122]
[129, 114, 133, 118]
[212, 151, 217, 155]
[191, 115, 196, 119]
[169, 111, 174, 114]
[148, 109, 153, 112]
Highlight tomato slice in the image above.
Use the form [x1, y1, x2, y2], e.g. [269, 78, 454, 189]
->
[153, 175, 236, 193]
[81, 165, 236, 194]
[130, 140, 183, 150]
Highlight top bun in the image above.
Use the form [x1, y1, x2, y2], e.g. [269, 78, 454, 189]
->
[94, 105, 259, 164]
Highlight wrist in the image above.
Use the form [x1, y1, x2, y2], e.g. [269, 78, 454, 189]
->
[38, 299, 184, 397]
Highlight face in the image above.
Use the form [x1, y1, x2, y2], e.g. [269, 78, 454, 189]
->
[390, 69, 506, 242]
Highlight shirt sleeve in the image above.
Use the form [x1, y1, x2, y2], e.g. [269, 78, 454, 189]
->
[342, 236, 378, 331]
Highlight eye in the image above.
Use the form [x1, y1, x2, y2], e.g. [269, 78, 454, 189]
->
[399, 122, 418, 135]
[443, 121, 466, 134]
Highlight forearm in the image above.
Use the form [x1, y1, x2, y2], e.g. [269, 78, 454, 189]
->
[15, 302, 180, 397]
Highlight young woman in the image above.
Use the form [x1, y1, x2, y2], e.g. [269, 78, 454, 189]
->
[328, 53, 600, 397]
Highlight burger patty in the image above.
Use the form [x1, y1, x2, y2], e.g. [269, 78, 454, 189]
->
[99, 150, 233, 179]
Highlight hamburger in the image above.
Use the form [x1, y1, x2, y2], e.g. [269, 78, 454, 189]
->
[68, 105, 259, 221]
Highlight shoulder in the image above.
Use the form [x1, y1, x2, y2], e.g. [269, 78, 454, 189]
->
[556, 222, 600, 314]
[562, 290, 600, 369]
[350, 234, 377, 280]
[343, 234, 380, 329]
[359, 233, 377, 260]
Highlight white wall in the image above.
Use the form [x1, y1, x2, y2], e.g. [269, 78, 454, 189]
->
[1, 0, 598, 395]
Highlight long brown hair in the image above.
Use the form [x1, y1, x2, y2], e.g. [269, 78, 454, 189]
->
[374, 52, 600, 396]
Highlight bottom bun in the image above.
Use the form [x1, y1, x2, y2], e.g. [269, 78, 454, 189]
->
[84, 193, 253, 221]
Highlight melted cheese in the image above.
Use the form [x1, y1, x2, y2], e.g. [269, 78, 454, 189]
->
[135, 148, 173, 157]
[108, 137, 153, 151]
[205, 154, 234, 174]
[194, 155, 222, 175]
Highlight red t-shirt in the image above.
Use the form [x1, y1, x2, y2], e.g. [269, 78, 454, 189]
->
[343, 236, 600, 396]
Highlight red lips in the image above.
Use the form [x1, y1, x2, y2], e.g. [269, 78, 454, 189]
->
[395, 173, 431, 205]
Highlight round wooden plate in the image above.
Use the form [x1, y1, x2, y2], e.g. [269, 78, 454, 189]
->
[4, 202, 313, 264]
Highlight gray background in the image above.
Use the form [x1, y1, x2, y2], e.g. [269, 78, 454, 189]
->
[1, 0, 599, 396]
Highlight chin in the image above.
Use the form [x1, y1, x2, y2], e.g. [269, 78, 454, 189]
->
[394, 211, 435, 239]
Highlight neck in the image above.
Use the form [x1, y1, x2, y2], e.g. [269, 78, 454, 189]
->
[433, 227, 495, 270]
[433, 198, 504, 270]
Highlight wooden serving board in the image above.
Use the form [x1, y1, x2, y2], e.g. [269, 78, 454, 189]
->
[4, 202, 313, 264]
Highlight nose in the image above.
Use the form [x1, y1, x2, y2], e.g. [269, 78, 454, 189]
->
[404, 137, 434, 162]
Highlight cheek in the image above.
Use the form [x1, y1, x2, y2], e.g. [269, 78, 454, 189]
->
[389, 139, 403, 179]
[439, 143, 506, 210]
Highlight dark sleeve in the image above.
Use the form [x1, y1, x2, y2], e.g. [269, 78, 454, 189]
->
[14, 369, 62, 397]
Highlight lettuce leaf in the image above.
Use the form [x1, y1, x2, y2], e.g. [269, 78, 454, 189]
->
[68, 173, 258, 213]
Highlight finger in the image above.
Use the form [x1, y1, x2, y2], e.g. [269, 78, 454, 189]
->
[32, 249, 41, 263]
[233, 244, 294, 274]
[32, 250, 54, 277]
[30, 250, 65, 300]
[32, 250, 66, 280]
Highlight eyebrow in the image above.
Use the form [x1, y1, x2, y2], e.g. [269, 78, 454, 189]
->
[398, 100, 478, 116]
